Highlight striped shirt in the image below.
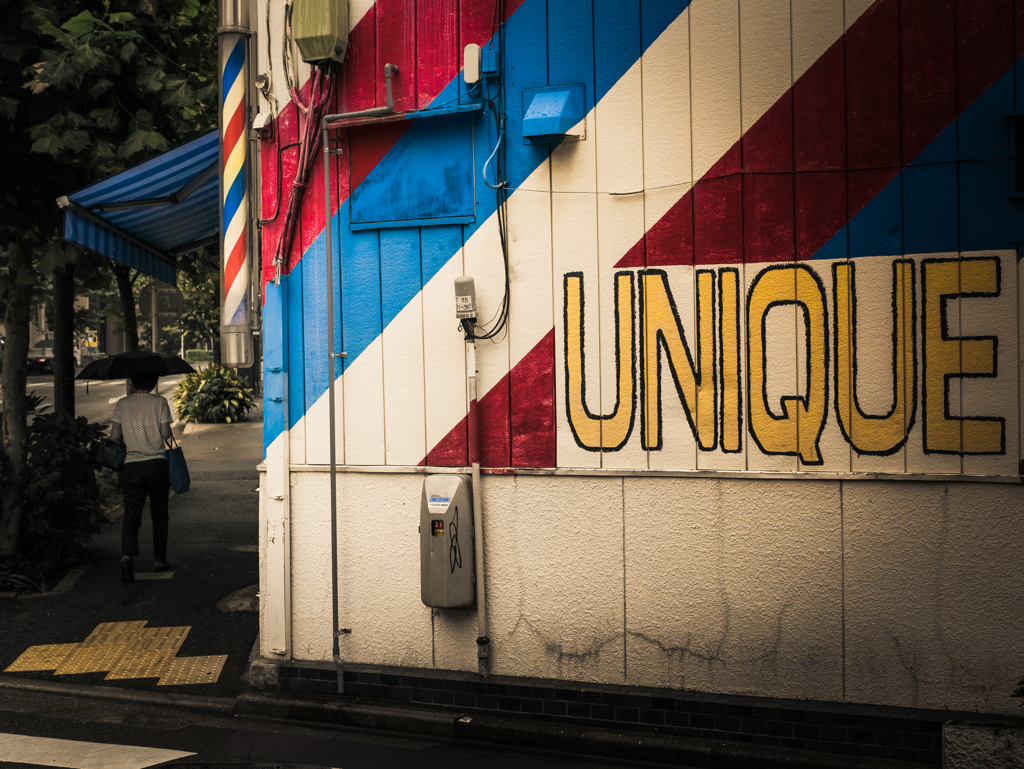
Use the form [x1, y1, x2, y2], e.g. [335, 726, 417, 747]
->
[112, 392, 173, 463]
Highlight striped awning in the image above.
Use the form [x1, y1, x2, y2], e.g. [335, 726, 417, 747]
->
[58, 130, 219, 284]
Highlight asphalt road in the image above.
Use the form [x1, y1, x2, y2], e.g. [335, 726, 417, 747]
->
[0, 687, 657, 768]
[20, 372, 188, 426]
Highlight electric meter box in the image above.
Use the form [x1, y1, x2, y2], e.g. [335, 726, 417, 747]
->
[420, 474, 475, 608]
[292, 0, 349, 64]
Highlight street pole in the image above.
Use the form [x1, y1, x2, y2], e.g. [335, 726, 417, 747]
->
[52, 262, 75, 417]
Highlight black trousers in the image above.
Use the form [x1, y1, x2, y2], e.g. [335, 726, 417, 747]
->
[121, 458, 170, 559]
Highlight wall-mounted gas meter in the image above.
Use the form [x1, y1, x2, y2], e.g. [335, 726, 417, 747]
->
[420, 474, 475, 608]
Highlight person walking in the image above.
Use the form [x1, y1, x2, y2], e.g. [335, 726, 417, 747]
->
[110, 372, 174, 583]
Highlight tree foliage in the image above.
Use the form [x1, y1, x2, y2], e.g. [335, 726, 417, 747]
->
[0, 0, 216, 557]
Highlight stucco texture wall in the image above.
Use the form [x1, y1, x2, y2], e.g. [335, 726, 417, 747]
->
[262, 471, 1024, 715]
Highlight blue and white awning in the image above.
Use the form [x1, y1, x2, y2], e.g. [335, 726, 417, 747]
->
[58, 130, 219, 284]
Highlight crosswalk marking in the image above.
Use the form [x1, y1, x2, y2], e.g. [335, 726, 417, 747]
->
[0, 733, 194, 768]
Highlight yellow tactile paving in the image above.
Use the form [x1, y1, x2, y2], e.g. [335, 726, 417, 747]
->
[3, 621, 224, 686]
[106, 625, 190, 680]
[80, 620, 147, 646]
[53, 643, 131, 675]
[3, 644, 79, 672]
[158, 654, 227, 686]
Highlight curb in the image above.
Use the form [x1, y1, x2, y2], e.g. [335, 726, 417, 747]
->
[0, 676, 924, 769]
[0, 675, 235, 715]
[234, 692, 924, 769]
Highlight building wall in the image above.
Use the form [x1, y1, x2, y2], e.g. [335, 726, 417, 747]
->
[255, 0, 1024, 715]
[259, 469, 1024, 714]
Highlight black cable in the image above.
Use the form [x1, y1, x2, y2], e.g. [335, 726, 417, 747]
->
[471, 3, 511, 343]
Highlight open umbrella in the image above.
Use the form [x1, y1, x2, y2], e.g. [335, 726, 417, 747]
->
[76, 351, 196, 381]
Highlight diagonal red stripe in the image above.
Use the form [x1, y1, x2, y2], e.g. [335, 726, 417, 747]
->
[425, 329, 555, 468]
[224, 229, 247, 297]
[617, 0, 1016, 269]
[223, 101, 245, 165]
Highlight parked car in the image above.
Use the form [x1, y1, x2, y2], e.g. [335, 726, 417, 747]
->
[27, 355, 53, 375]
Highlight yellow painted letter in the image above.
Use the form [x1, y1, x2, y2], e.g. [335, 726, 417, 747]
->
[834, 260, 916, 455]
[746, 264, 829, 465]
[640, 269, 716, 451]
[564, 271, 636, 451]
[922, 257, 1003, 455]
[719, 268, 742, 453]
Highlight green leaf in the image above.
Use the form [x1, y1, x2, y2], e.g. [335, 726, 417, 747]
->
[118, 40, 138, 62]
[92, 140, 116, 164]
[61, 10, 103, 37]
[195, 83, 216, 103]
[38, 22, 70, 42]
[89, 78, 113, 98]
[89, 107, 119, 131]
[73, 43, 107, 71]
[108, 12, 136, 24]
[0, 44, 27, 63]
[64, 110, 91, 129]
[62, 129, 91, 153]
[118, 129, 147, 158]
[133, 109, 156, 128]
[30, 133, 64, 156]
[42, 56, 83, 88]
[0, 96, 17, 121]
[142, 130, 169, 151]
[136, 65, 164, 93]
[161, 77, 194, 108]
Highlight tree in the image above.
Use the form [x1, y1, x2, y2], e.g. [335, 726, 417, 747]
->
[167, 249, 219, 355]
[0, 0, 216, 557]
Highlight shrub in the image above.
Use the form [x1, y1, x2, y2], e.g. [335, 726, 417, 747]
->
[22, 412, 105, 565]
[172, 364, 255, 423]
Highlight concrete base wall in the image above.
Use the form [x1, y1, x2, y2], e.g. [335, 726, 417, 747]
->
[259, 472, 1024, 716]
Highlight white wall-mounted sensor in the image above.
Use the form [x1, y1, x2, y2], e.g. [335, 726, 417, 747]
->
[252, 112, 273, 138]
[464, 43, 481, 85]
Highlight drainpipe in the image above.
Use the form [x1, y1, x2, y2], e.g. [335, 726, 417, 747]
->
[466, 335, 490, 676]
[218, 0, 254, 368]
[320, 62, 400, 694]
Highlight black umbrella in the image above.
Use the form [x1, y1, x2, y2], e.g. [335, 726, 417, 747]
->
[76, 351, 196, 381]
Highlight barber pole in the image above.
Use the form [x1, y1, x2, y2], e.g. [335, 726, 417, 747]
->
[217, 0, 253, 367]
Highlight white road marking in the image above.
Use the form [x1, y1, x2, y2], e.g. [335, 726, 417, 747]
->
[108, 396, 125, 404]
[0, 733, 194, 768]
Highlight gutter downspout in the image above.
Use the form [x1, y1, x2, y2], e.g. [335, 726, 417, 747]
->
[466, 336, 490, 676]
[321, 62, 400, 694]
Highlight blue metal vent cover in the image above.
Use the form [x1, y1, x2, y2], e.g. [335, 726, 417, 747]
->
[522, 84, 586, 143]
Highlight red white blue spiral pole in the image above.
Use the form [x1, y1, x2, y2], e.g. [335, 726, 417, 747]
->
[218, 0, 253, 367]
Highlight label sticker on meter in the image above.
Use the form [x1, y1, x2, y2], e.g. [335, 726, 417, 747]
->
[428, 495, 451, 510]
[456, 296, 473, 312]
[431, 520, 445, 536]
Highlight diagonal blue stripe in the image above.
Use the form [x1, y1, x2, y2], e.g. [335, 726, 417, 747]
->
[222, 37, 246, 107]
[272, 0, 693, 441]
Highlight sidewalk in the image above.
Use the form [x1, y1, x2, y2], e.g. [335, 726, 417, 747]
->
[0, 397, 264, 699]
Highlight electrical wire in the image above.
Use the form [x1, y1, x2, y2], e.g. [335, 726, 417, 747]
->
[272, 64, 334, 280]
[470, 1, 510, 343]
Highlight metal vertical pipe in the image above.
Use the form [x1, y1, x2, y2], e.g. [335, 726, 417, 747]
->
[323, 118, 344, 693]
[467, 340, 489, 676]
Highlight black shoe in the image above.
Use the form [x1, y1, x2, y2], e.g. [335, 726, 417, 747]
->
[153, 560, 174, 572]
[120, 557, 134, 583]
